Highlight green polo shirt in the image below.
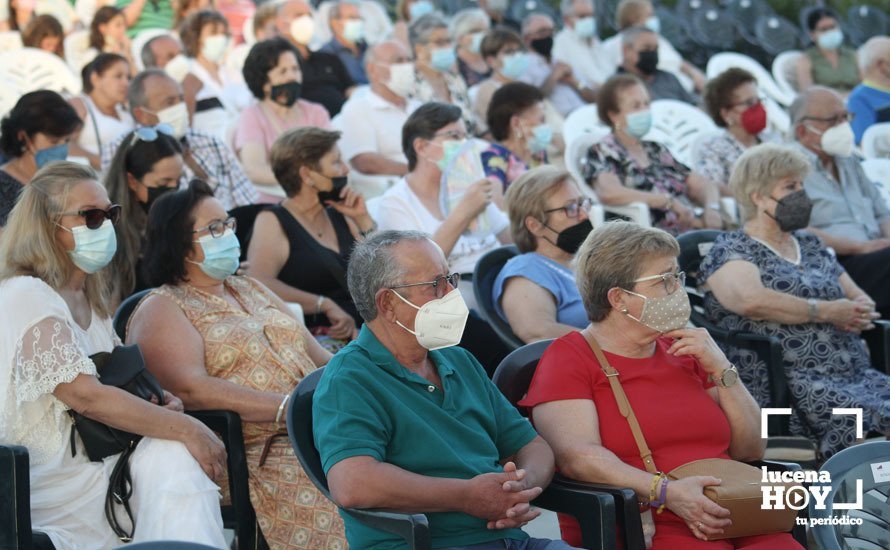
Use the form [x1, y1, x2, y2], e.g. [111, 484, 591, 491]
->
[116, 0, 174, 37]
[313, 326, 538, 549]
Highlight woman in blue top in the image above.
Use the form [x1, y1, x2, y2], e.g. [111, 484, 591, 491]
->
[494, 166, 591, 342]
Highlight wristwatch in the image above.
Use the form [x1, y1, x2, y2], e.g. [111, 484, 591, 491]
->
[714, 365, 739, 388]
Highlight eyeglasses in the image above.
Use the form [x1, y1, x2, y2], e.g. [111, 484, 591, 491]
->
[543, 197, 593, 218]
[433, 130, 469, 141]
[802, 112, 855, 126]
[730, 96, 765, 110]
[632, 270, 686, 294]
[129, 124, 175, 148]
[193, 217, 237, 238]
[389, 273, 460, 299]
[59, 204, 122, 229]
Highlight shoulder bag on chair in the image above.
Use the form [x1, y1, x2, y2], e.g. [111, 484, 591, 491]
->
[68, 344, 165, 542]
[585, 335, 800, 540]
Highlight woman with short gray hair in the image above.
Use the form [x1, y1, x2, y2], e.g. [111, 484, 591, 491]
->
[450, 8, 492, 87]
[522, 221, 786, 548]
[700, 143, 890, 458]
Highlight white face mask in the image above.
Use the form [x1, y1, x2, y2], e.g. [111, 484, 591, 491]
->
[621, 286, 691, 334]
[163, 53, 190, 82]
[391, 288, 469, 350]
[152, 102, 189, 139]
[290, 15, 314, 45]
[201, 34, 229, 63]
[385, 62, 416, 97]
[807, 121, 854, 157]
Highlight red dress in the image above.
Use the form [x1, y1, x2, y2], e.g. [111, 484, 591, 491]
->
[520, 332, 801, 549]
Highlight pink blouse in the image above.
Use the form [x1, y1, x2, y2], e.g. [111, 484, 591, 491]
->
[232, 99, 332, 156]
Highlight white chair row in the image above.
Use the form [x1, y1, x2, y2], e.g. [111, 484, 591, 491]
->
[0, 47, 81, 117]
[862, 123, 890, 159]
[706, 52, 795, 107]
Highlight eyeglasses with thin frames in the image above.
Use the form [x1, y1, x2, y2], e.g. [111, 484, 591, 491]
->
[389, 273, 461, 299]
[632, 271, 686, 294]
[802, 112, 855, 126]
[59, 204, 122, 229]
[543, 197, 593, 218]
[193, 217, 237, 238]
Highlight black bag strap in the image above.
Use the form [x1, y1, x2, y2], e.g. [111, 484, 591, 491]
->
[105, 443, 137, 542]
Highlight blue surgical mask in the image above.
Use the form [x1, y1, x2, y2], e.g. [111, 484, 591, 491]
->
[625, 109, 652, 138]
[35, 143, 68, 168]
[409, 0, 434, 21]
[470, 32, 484, 54]
[342, 19, 365, 43]
[817, 28, 843, 51]
[189, 228, 241, 280]
[574, 16, 597, 38]
[528, 123, 553, 153]
[644, 16, 660, 34]
[501, 51, 529, 80]
[430, 47, 456, 72]
[62, 219, 117, 274]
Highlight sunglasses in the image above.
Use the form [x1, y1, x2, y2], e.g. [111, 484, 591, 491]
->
[128, 124, 176, 149]
[59, 204, 122, 229]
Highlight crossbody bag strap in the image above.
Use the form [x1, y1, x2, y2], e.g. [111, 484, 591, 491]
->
[584, 333, 659, 474]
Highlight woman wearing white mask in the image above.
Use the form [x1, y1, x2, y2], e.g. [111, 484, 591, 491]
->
[128, 179, 347, 549]
[0, 162, 228, 549]
[472, 27, 530, 124]
[179, 9, 250, 141]
[796, 8, 861, 94]
[585, 75, 723, 235]
[451, 8, 492, 87]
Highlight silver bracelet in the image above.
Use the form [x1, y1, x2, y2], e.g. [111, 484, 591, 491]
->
[275, 394, 290, 424]
[807, 299, 818, 322]
[315, 295, 326, 316]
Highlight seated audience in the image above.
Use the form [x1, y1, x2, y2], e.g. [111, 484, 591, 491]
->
[450, 8, 492, 88]
[180, 10, 250, 141]
[408, 13, 479, 135]
[495, 166, 591, 342]
[174, 0, 213, 27]
[520, 12, 593, 118]
[251, 2, 280, 42]
[796, 8, 861, 94]
[88, 6, 135, 69]
[140, 32, 184, 72]
[101, 69, 258, 209]
[473, 27, 528, 123]
[392, 0, 434, 48]
[0, 162, 227, 548]
[585, 75, 722, 235]
[119, 0, 174, 37]
[127, 180, 347, 549]
[848, 36, 890, 145]
[276, 0, 354, 116]
[695, 68, 775, 192]
[334, 40, 420, 179]
[790, 86, 890, 320]
[321, 1, 368, 85]
[248, 127, 375, 348]
[480, 0, 519, 31]
[21, 13, 63, 56]
[700, 143, 890, 458]
[618, 27, 696, 105]
[69, 53, 136, 169]
[482, 82, 550, 193]
[234, 37, 331, 189]
[313, 229, 570, 549]
[0, 91, 82, 227]
[2, 0, 34, 31]
[523, 220, 801, 549]
[104, 125, 182, 304]
[552, 0, 611, 93]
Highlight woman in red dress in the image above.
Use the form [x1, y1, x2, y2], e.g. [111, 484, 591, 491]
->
[521, 221, 802, 549]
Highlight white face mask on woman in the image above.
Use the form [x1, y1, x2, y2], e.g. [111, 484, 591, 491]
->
[390, 288, 470, 350]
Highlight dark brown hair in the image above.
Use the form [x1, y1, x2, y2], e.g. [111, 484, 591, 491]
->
[597, 74, 645, 129]
[178, 9, 229, 58]
[270, 127, 343, 197]
[480, 26, 522, 59]
[703, 68, 756, 128]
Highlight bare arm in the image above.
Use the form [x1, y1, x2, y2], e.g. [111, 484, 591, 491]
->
[501, 435, 555, 491]
[594, 172, 671, 208]
[501, 277, 579, 343]
[680, 61, 707, 92]
[67, 97, 100, 169]
[796, 55, 813, 91]
[350, 153, 408, 176]
[182, 74, 202, 122]
[496, 227, 512, 244]
[238, 143, 278, 187]
[121, 0, 149, 26]
[685, 171, 722, 205]
[806, 227, 868, 255]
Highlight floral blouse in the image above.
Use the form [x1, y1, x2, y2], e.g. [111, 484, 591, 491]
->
[409, 69, 480, 135]
[481, 142, 547, 191]
[583, 133, 692, 234]
[693, 130, 778, 187]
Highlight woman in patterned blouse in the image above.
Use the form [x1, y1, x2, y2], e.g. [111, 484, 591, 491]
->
[584, 74, 723, 235]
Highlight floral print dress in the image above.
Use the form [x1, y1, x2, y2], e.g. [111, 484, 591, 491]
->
[481, 143, 547, 192]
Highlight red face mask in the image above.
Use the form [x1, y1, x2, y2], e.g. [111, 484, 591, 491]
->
[739, 102, 767, 135]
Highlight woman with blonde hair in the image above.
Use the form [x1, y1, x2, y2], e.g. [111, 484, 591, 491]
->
[0, 161, 227, 548]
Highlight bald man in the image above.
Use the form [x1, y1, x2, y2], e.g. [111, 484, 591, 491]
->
[848, 36, 890, 144]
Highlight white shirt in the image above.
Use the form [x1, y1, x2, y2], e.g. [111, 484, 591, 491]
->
[552, 28, 613, 89]
[376, 178, 509, 274]
[188, 60, 252, 142]
[76, 95, 135, 157]
[520, 52, 586, 118]
[333, 90, 421, 165]
[600, 34, 694, 92]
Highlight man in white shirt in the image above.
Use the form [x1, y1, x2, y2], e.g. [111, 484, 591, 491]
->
[552, 0, 612, 92]
[519, 13, 593, 117]
[334, 40, 421, 179]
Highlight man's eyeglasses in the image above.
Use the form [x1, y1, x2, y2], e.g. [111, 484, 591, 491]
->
[802, 112, 855, 126]
[193, 217, 237, 238]
[544, 197, 593, 218]
[389, 273, 461, 299]
[632, 271, 686, 294]
[59, 205, 122, 229]
[129, 124, 176, 149]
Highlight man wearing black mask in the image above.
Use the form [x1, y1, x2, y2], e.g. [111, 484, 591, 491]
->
[617, 27, 697, 105]
[519, 13, 596, 117]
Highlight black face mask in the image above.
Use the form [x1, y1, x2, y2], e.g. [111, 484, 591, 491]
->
[316, 175, 348, 203]
[139, 185, 176, 213]
[270, 81, 302, 107]
[546, 218, 593, 254]
[766, 190, 813, 232]
[636, 49, 659, 75]
[529, 36, 554, 58]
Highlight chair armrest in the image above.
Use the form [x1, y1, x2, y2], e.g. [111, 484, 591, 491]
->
[863, 320, 890, 374]
[534, 476, 617, 549]
[603, 203, 652, 227]
[343, 508, 431, 550]
[549, 475, 644, 550]
[0, 444, 32, 549]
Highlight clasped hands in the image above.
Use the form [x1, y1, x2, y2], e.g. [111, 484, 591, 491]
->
[465, 461, 543, 530]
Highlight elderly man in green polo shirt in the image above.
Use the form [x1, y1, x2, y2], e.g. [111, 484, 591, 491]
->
[313, 230, 576, 549]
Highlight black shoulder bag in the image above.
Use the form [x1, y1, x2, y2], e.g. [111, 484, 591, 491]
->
[68, 344, 165, 542]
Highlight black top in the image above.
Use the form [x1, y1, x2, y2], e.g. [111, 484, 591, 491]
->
[269, 204, 361, 327]
[297, 50, 354, 117]
[0, 169, 23, 227]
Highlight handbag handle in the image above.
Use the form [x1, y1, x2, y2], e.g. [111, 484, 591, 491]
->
[584, 332, 659, 475]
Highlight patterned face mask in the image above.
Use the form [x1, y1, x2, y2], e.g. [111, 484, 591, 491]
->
[621, 284, 691, 333]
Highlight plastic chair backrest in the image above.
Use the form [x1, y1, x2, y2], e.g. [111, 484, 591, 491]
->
[675, 0, 716, 18]
[491, 339, 554, 414]
[861, 123, 890, 159]
[0, 47, 81, 96]
[0, 75, 19, 119]
[113, 288, 153, 340]
[286, 367, 332, 497]
[771, 50, 801, 95]
[63, 29, 95, 74]
[229, 204, 266, 259]
[242, 14, 256, 45]
[676, 229, 722, 290]
[846, 5, 888, 47]
[472, 245, 524, 350]
[656, 7, 696, 57]
[224, 43, 251, 78]
[691, 9, 740, 50]
[563, 132, 607, 192]
[754, 14, 802, 56]
[860, 158, 890, 209]
[562, 104, 609, 150]
[705, 51, 795, 107]
[645, 99, 718, 166]
[115, 542, 224, 549]
[0, 31, 22, 51]
[725, 0, 773, 33]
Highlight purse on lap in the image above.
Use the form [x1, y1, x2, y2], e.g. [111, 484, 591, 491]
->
[585, 335, 800, 540]
[68, 344, 165, 542]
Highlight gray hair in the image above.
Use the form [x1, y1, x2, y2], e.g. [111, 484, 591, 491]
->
[575, 221, 679, 322]
[409, 12, 449, 51]
[729, 143, 811, 222]
[141, 35, 163, 68]
[788, 85, 838, 131]
[561, 0, 591, 17]
[347, 230, 431, 322]
[128, 69, 172, 109]
[621, 25, 654, 47]
[329, 1, 355, 22]
[521, 12, 554, 35]
[449, 8, 489, 40]
[858, 36, 890, 73]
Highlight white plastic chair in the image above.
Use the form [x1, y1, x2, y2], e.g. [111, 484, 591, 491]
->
[0, 47, 81, 96]
[562, 104, 610, 150]
[646, 99, 719, 167]
[861, 123, 890, 159]
[861, 158, 890, 208]
[131, 29, 175, 70]
[63, 29, 96, 74]
[706, 51, 795, 107]
[771, 50, 801, 97]
[0, 76, 19, 117]
[224, 43, 251, 79]
[0, 31, 23, 52]
[242, 14, 256, 45]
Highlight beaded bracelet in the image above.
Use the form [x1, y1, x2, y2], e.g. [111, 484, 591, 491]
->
[655, 478, 669, 514]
